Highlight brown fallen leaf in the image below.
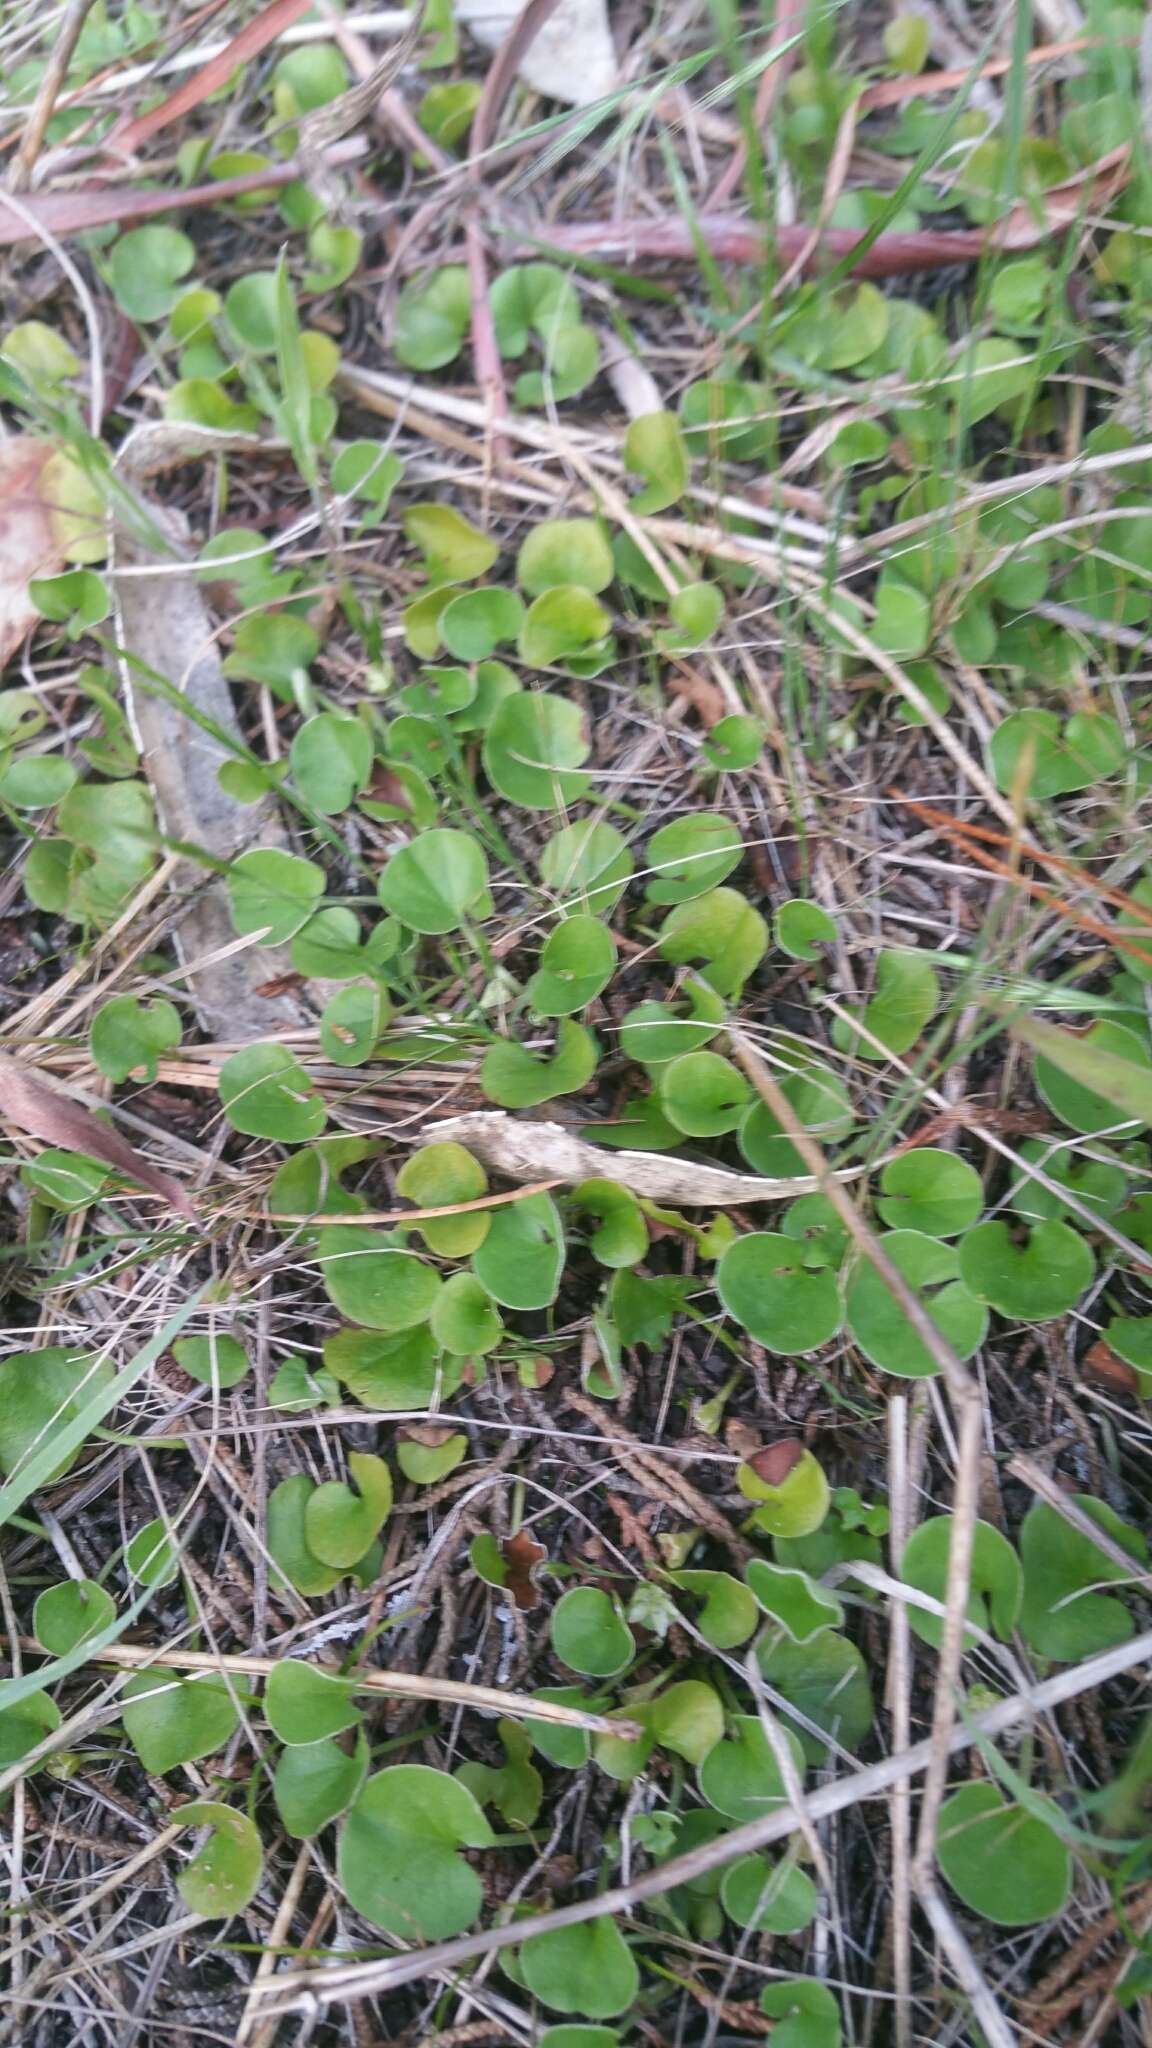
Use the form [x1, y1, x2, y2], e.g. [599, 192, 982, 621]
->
[0, 439, 64, 669]
[501, 1528, 547, 1612]
[746, 1440, 805, 1488]
[1083, 1340, 1140, 1396]
[0, 1051, 196, 1219]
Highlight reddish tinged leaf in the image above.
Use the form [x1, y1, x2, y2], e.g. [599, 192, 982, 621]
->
[0, 1053, 196, 1220]
[0, 440, 64, 667]
[1083, 1341, 1140, 1396]
[747, 1440, 805, 1488]
[501, 1529, 546, 1610]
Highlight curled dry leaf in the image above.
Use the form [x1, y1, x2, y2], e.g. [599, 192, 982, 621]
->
[501, 1528, 547, 1611]
[429, 1111, 866, 1206]
[0, 439, 66, 668]
[0, 1052, 196, 1219]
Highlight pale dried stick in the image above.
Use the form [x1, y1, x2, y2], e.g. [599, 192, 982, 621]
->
[11, 1638, 628, 1736]
[250, 1627, 1152, 2014]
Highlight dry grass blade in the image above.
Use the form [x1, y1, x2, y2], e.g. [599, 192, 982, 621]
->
[12, 1639, 629, 1735]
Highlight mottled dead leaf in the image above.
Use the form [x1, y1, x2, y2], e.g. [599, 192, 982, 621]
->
[455, 0, 618, 106]
[0, 439, 62, 669]
[1083, 1340, 1140, 1396]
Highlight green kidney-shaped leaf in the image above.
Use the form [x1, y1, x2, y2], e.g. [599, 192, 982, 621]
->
[338, 1764, 493, 1938]
[122, 1672, 240, 1775]
[737, 1065, 855, 1180]
[660, 1051, 750, 1136]
[219, 1042, 327, 1141]
[875, 1148, 984, 1237]
[527, 915, 617, 1017]
[517, 518, 614, 596]
[396, 1141, 490, 1256]
[267, 1474, 343, 1597]
[721, 1853, 818, 1934]
[394, 265, 471, 369]
[699, 1715, 805, 1822]
[519, 1917, 639, 2019]
[958, 1218, 1094, 1320]
[317, 1226, 441, 1330]
[0, 1348, 110, 1486]
[901, 1514, 1022, 1649]
[34, 1578, 116, 1655]
[304, 1452, 392, 1568]
[440, 585, 524, 660]
[624, 410, 688, 513]
[756, 1630, 874, 1766]
[483, 689, 593, 808]
[265, 1659, 363, 1744]
[759, 1979, 842, 2048]
[1027, 1017, 1152, 1136]
[378, 829, 490, 934]
[744, 1560, 843, 1643]
[176, 1801, 263, 1918]
[645, 813, 742, 904]
[471, 1192, 565, 1309]
[668, 1569, 759, 1650]
[1019, 1496, 1144, 1659]
[481, 1018, 599, 1107]
[325, 1325, 461, 1411]
[227, 849, 326, 946]
[551, 1587, 635, 1677]
[290, 713, 373, 815]
[832, 948, 940, 1058]
[775, 898, 837, 961]
[430, 1271, 503, 1354]
[89, 995, 181, 1084]
[846, 1230, 988, 1377]
[274, 1731, 369, 1838]
[937, 1783, 1071, 1925]
[717, 1233, 843, 1353]
[539, 819, 633, 914]
[173, 1332, 249, 1389]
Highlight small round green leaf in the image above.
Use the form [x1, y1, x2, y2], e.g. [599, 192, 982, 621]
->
[875, 1148, 984, 1236]
[519, 1918, 639, 2019]
[958, 1218, 1095, 1320]
[937, 1784, 1071, 1925]
[219, 1042, 327, 1141]
[550, 1587, 635, 1677]
[33, 1579, 116, 1655]
[717, 1232, 843, 1353]
[317, 1227, 441, 1331]
[846, 1230, 988, 1377]
[338, 1764, 494, 1938]
[378, 829, 489, 934]
[173, 1333, 250, 1389]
